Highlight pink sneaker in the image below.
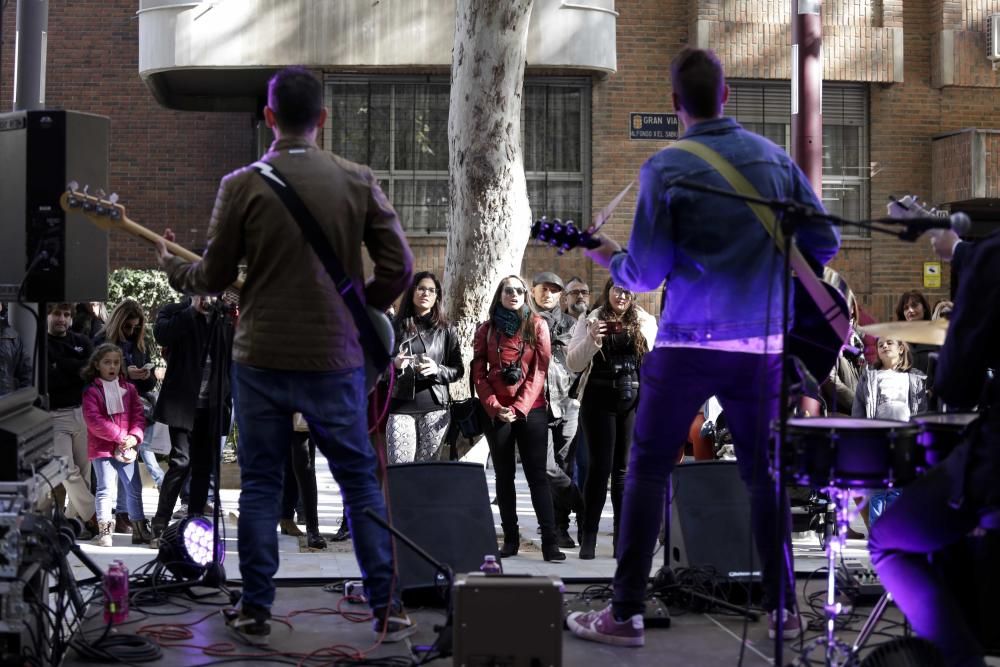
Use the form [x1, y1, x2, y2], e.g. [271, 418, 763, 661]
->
[767, 608, 803, 639]
[567, 605, 644, 647]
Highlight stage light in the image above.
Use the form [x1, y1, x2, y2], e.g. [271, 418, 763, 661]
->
[157, 517, 223, 581]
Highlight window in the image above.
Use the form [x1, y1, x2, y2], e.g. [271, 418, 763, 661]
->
[725, 82, 870, 237]
[325, 78, 590, 234]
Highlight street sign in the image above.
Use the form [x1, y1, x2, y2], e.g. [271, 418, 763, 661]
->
[629, 113, 679, 141]
[923, 261, 942, 289]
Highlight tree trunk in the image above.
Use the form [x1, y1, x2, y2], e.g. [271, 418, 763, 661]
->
[445, 0, 534, 402]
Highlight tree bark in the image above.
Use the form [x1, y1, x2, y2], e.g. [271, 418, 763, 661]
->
[445, 0, 534, 401]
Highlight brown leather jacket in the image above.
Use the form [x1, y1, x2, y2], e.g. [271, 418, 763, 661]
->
[166, 137, 413, 371]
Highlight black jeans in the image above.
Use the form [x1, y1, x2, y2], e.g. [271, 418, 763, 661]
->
[281, 431, 319, 531]
[155, 407, 214, 523]
[485, 406, 557, 542]
[579, 384, 636, 533]
[612, 348, 794, 617]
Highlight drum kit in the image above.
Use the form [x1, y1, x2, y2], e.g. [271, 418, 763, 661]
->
[775, 317, 981, 665]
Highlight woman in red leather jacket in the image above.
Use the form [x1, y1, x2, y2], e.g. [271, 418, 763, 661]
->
[472, 275, 565, 562]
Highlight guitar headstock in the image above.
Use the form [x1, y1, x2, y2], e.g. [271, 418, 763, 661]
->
[530, 216, 600, 255]
[887, 194, 939, 221]
[60, 182, 127, 230]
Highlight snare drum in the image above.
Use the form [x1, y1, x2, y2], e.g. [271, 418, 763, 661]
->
[780, 417, 921, 489]
[911, 412, 979, 469]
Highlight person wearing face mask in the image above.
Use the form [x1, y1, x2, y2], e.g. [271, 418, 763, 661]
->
[567, 279, 657, 559]
[472, 275, 564, 562]
[531, 272, 584, 549]
[386, 271, 464, 463]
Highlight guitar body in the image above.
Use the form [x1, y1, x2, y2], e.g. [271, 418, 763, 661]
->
[788, 278, 851, 382]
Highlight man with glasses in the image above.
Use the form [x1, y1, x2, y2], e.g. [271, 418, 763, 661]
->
[531, 272, 584, 549]
[568, 48, 839, 646]
[562, 277, 592, 319]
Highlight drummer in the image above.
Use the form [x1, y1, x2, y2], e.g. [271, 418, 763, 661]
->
[868, 227, 999, 667]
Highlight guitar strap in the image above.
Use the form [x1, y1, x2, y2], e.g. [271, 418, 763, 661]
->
[669, 140, 851, 336]
[251, 160, 391, 373]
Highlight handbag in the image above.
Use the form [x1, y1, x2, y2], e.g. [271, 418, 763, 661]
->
[450, 397, 488, 440]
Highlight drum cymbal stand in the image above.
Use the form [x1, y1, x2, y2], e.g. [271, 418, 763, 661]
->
[793, 486, 861, 667]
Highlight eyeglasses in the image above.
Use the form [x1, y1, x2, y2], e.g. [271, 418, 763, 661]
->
[415, 286, 437, 294]
[611, 286, 634, 299]
[502, 286, 526, 297]
[566, 289, 590, 298]
[122, 322, 140, 333]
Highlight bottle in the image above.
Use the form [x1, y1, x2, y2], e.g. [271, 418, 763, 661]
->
[103, 560, 129, 625]
[479, 554, 502, 575]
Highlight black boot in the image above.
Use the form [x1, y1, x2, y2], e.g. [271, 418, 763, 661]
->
[330, 510, 350, 542]
[557, 526, 576, 549]
[542, 541, 566, 562]
[499, 524, 519, 558]
[306, 530, 327, 550]
[131, 519, 154, 545]
[578, 531, 597, 560]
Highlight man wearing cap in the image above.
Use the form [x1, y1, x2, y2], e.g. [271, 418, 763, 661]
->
[531, 272, 584, 549]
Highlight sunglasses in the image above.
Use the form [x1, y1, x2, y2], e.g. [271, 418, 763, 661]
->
[502, 286, 526, 297]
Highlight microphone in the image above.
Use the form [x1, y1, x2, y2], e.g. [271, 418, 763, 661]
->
[882, 211, 972, 241]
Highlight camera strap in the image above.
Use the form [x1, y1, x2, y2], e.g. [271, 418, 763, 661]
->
[493, 326, 525, 369]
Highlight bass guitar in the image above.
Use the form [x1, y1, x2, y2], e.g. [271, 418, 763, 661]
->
[60, 183, 394, 393]
[530, 217, 851, 384]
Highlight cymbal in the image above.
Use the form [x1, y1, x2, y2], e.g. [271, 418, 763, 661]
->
[861, 320, 948, 346]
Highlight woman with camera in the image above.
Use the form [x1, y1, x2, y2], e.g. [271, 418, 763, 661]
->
[567, 279, 657, 559]
[385, 272, 464, 463]
[472, 275, 565, 562]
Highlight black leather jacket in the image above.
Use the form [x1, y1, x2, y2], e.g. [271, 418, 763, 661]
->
[391, 319, 464, 408]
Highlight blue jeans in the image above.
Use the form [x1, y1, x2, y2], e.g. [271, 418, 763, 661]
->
[115, 438, 165, 514]
[231, 363, 396, 612]
[612, 347, 795, 617]
[94, 457, 146, 522]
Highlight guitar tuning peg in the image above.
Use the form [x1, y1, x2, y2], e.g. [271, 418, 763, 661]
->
[96, 188, 107, 199]
[82, 184, 90, 195]
[67, 180, 79, 192]
[108, 192, 119, 204]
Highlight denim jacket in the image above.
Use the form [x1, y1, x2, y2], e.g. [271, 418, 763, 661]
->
[610, 117, 841, 345]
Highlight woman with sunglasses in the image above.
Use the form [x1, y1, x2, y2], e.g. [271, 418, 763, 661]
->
[567, 279, 656, 559]
[94, 298, 161, 542]
[472, 275, 564, 561]
[386, 271, 464, 463]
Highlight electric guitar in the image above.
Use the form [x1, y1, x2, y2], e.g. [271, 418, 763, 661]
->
[530, 216, 852, 383]
[60, 184, 394, 393]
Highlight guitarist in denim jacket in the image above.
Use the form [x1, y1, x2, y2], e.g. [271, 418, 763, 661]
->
[568, 48, 840, 647]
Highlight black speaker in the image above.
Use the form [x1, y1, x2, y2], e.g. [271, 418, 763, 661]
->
[385, 462, 499, 593]
[669, 461, 761, 581]
[0, 110, 109, 303]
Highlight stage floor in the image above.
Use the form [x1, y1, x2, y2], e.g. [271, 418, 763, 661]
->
[60, 461, 999, 666]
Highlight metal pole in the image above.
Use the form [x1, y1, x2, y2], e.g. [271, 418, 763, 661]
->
[13, 0, 48, 111]
[10, 0, 50, 393]
[791, 0, 823, 195]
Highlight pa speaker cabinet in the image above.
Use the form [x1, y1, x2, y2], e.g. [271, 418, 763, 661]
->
[669, 460, 762, 582]
[385, 462, 499, 592]
[453, 573, 563, 667]
[0, 110, 109, 302]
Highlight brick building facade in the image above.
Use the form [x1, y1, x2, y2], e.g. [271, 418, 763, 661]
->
[2, 0, 998, 320]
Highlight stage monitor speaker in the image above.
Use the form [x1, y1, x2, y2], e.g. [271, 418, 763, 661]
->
[452, 573, 563, 667]
[670, 460, 762, 582]
[385, 462, 499, 592]
[0, 110, 109, 303]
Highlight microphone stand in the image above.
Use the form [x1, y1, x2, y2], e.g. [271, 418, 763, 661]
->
[666, 178, 851, 666]
[363, 507, 455, 660]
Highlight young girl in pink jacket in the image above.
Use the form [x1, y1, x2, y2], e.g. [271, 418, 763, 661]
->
[82, 343, 153, 546]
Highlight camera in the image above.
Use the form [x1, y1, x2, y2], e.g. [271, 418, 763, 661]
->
[500, 363, 523, 386]
[611, 358, 638, 402]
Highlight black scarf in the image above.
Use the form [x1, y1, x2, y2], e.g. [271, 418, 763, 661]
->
[492, 307, 522, 337]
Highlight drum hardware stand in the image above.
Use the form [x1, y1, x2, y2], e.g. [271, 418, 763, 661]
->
[792, 486, 864, 667]
[850, 590, 892, 655]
